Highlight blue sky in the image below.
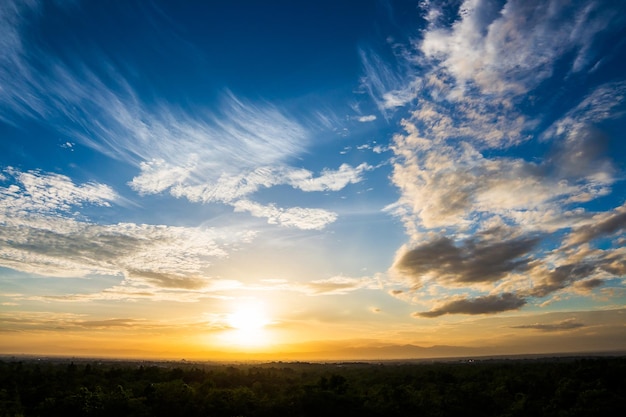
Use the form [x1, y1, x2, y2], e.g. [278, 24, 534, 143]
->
[1, 0, 625, 359]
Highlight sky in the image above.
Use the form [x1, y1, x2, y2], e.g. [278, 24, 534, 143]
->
[1, 0, 626, 361]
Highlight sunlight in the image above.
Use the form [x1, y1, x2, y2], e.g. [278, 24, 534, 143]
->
[222, 301, 271, 348]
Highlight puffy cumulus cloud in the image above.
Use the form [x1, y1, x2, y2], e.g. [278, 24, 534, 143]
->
[373, 0, 626, 316]
[511, 318, 585, 332]
[389, 94, 618, 232]
[0, 168, 255, 296]
[414, 293, 527, 318]
[419, 0, 623, 97]
[394, 236, 539, 287]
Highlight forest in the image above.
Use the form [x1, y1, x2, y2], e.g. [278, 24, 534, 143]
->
[1, 356, 625, 417]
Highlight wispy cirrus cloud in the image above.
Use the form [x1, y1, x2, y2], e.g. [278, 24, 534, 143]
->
[359, 47, 422, 115]
[0, 1, 369, 231]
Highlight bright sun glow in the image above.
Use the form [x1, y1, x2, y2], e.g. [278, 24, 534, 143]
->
[223, 302, 271, 348]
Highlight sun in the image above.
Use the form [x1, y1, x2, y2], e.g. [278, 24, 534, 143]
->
[223, 302, 271, 347]
[228, 305, 269, 332]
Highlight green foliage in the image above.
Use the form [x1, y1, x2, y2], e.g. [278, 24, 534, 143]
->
[0, 357, 625, 416]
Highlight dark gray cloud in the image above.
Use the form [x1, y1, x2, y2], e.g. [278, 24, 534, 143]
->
[567, 204, 626, 246]
[601, 250, 626, 276]
[414, 293, 527, 318]
[573, 278, 605, 293]
[512, 318, 585, 332]
[395, 236, 539, 286]
[526, 263, 598, 298]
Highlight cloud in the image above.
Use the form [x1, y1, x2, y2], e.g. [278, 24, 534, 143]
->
[389, 91, 618, 231]
[0, 168, 118, 216]
[376, 0, 626, 316]
[359, 47, 420, 114]
[13, 278, 244, 304]
[299, 275, 378, 295]
[357, 115, 377, 122]
[525, 263, 599, 298]
[414, 293, 527, 318]
[394, 236, 538, 287]
[0, 216, 246, 282]
[286, 163, 373, 192]
[419, 0, 624, 97]
[0, 168, 255, 292]
[573, 279, 605, 294]
[565, 203, 626, 247]
[511, 318, 585, 332]
[126, 270, 209, 291]
[0, 5, 369, 231]
[0, 311, 224, 333]
[75, 86, 369, 229]
[232, 200, 337, 230]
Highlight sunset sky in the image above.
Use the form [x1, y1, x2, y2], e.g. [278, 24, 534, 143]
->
[1, 0, 626, 361]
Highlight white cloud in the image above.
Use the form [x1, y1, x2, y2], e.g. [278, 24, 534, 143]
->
[383, 0, 623, 237]
[0, 7, 361, 231]
[359, 47, 416, 115]
[419, 0, 618, 98]
[371, 0, 626, 315]
[357, 115, 377, 122]
[0, 9, 374, 231]
[286, 163, 373, 192]
[130, 159, 193, 195]
[0, 168, 256, 294]
[1, 168, 117, 217]
[0, 212, 252, 282]
[232, 200, 337, 230]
